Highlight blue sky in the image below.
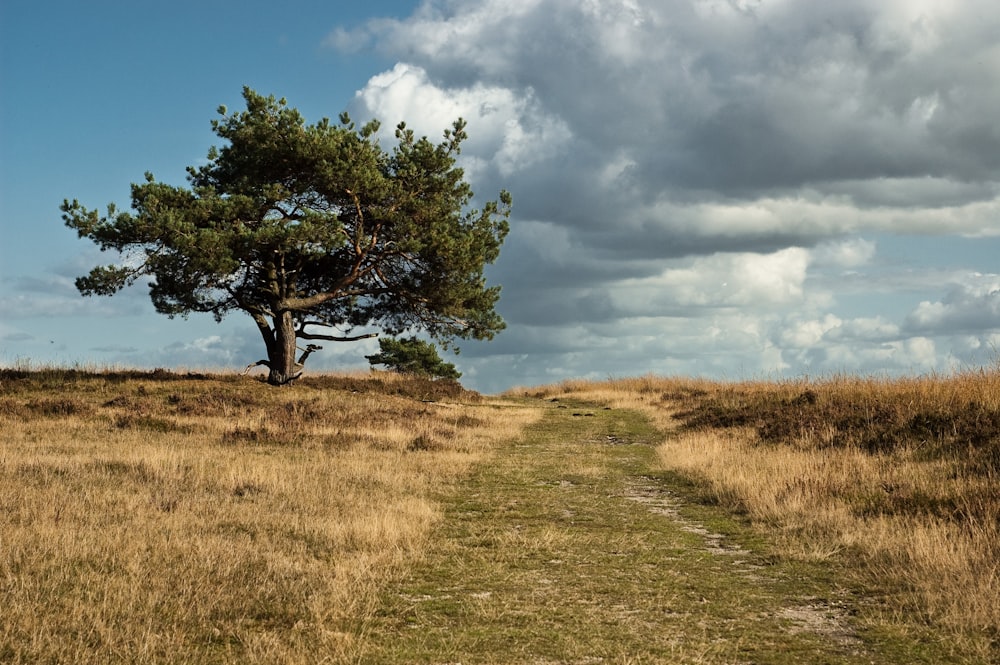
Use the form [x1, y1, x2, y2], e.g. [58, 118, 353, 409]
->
[3, 1, 1000, 393]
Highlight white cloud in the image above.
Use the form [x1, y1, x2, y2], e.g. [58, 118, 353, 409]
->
[830, 317, 902, 342]
[905, 275, 1000, 334]
[353, 63, 571, 179]
[328, 0, 1000, 389]
[323, 26, 370, 53]
[780, 314, 843, 349]
[631, 247, 811, 309]
[812, 238, 877, 269]
[904, 336, 938, 367]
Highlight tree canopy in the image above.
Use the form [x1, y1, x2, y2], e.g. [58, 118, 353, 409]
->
[62, 87, 511, 384]
[366, 336, 462, 380]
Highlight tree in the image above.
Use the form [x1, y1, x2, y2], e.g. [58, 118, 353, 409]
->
[62, 87, 511, 385]
[366, 336, 461, 380]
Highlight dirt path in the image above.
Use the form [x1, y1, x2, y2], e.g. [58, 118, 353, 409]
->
[351, 400, 898, 664]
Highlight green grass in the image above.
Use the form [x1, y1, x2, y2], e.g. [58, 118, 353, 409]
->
[352, 400, 961, 664]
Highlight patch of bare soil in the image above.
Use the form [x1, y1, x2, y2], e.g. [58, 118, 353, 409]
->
[624, 480, 751, 558]
[777, 599, 863, 648]
[623, 478, 865, 654]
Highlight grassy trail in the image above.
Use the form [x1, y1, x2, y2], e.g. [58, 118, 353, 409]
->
[352, 400, 908, 664]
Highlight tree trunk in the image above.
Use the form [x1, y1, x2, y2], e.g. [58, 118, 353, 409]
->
[267, 311, 300, 385]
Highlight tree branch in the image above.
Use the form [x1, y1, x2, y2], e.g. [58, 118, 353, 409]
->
[281, 282, 392, 311]
[297, 330, 378, 342]
[242, 358, 270, 375]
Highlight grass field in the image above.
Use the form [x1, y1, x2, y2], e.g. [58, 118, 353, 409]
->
[3, 367, 998, 663]
[0, 368, 538, 663]
[359, 399, 886, 664]
[517, 370, 1000, 662]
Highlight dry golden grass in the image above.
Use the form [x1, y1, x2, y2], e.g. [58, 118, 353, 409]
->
[0, 368, 539, 664]
[511, 370, 1000, 658]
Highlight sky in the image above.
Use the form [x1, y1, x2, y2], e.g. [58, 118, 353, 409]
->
[3, 0, 1000, 393]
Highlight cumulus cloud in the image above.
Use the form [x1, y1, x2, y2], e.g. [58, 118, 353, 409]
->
[341, 0, 1000, 203]
[336, 0, 1000, 262]
[355, 63, 571, 179]
[905, 276, 1000, 334]
[620, 247, 811, 311]
[811, 238, 877, 269]
[323, 0, 1000, 389]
